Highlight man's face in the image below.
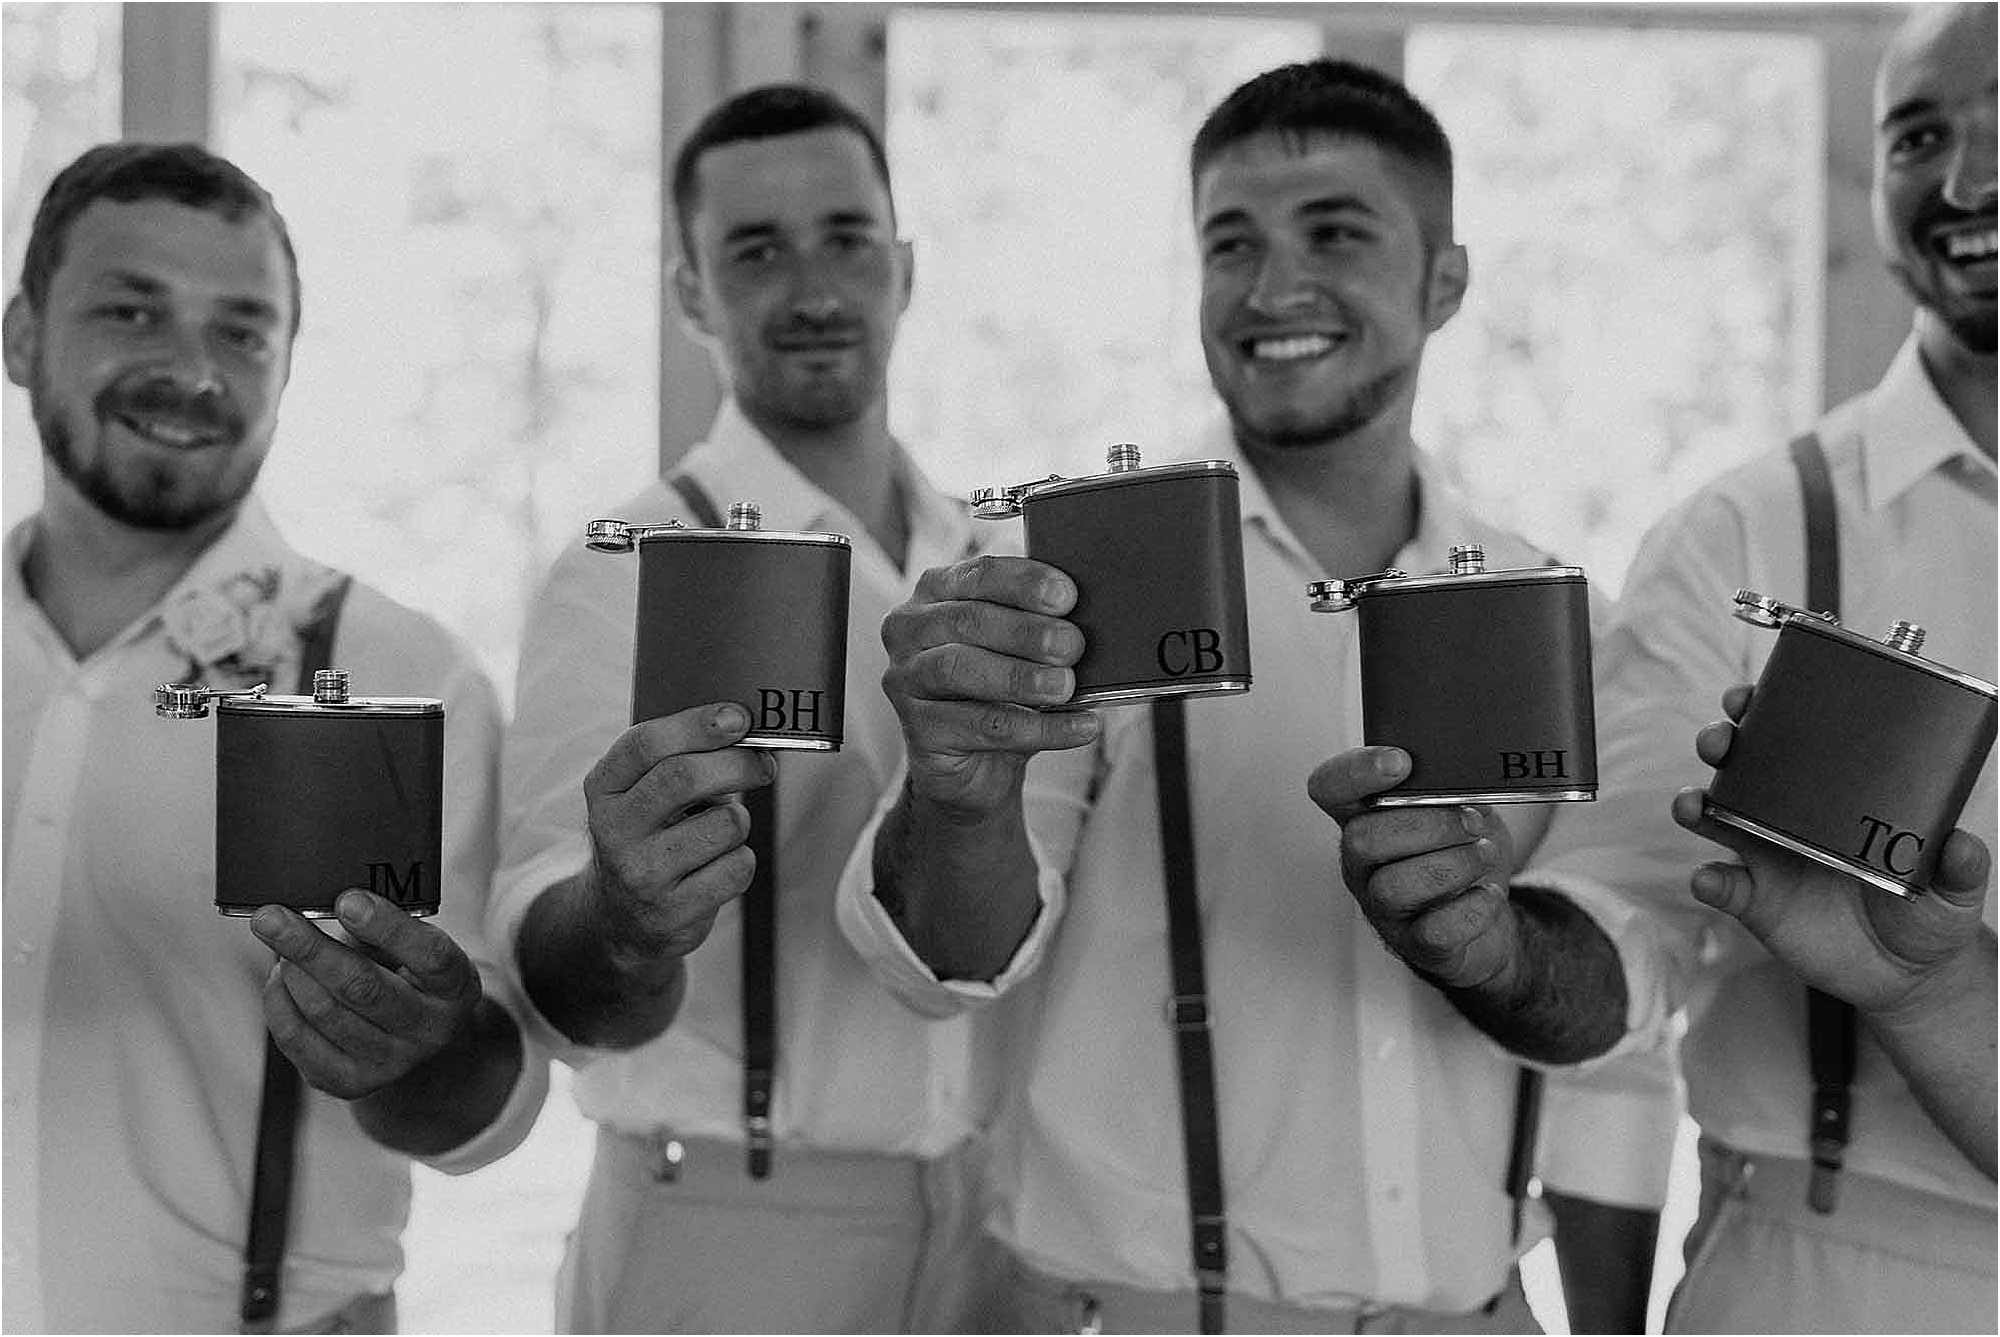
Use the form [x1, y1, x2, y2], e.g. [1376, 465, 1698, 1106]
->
[3, 197, 294, 530]
[1872, 2, 1997, 352]
[675, 126, 911, 434]
[1196, 130, 1466, 454]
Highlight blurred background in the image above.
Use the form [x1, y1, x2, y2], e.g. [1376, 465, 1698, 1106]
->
[3, 2, 1917, 1331]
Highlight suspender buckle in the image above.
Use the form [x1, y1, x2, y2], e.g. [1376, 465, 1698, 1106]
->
[745, 1114, 774, 1179]
[1167, 993, 1211, 1030]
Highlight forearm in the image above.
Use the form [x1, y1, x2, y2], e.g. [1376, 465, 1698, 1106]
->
[352, 995, 524, 1157]
[1864, 926, 1997, 1179]
[1545, 1190, 1659, 1334]
[1446, 885, 1628, 1064]
[516, 867, 688, 1050]
[872, 779, 1042, 981]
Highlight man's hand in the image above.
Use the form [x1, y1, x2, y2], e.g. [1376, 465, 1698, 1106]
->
[879, 555, 1100, 818]
[1675, 682, 1992, 1019]
[580, 702, 776, 968]
[516, 701, 776, 1049]
[1307, 745, 1523, 991]
[253, 889, 482, 1100]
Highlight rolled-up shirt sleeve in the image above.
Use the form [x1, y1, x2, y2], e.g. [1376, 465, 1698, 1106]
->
[836, 744, 1098, 1017]
[487, 539, 640, 1067]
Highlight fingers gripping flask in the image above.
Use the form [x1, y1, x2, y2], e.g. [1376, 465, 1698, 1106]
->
[974, 443, 1251, 706]
[1308, 544, 1598, 805]
[156, 670, 445, 916]
[1705, 591, 1998, 898]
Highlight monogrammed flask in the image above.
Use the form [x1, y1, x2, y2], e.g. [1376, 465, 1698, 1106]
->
[974, 443, 1250, 707]
[588, 501, 851, 749]
[156, 670, 445, 916]
[1705, 590, 1997, 898]
[1309, 544, 1597, 805]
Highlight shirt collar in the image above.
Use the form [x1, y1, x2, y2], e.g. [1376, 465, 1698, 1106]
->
[6, 496, 292, 622]
[1194, 416, 1472, 578]
[681, 398, 973, 566]
[1859, 331, 1993, 509]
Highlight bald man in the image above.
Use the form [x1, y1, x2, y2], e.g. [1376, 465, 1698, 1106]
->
[1311, 4, 1996, 1331]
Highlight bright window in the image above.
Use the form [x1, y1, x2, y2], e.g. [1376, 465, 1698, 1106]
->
[215, 3, 663, 702]
[1407, 25, 1824, 593]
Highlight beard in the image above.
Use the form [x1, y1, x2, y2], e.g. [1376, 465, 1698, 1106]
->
[33, 357, 257, 531]
[1223, 360, 1415, 453]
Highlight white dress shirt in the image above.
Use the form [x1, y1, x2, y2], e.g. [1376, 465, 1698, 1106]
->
[1525, 331, 1997, 1212]
[837, 427, 1606, 1313]
[2, 498, 546, 1333]
[490, 402, 983, 1158]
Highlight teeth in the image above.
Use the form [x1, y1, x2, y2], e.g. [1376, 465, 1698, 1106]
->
[1250, 334, 1337, 362]
[1940, 228, 1996, 261]
[120, 416, 218, 449]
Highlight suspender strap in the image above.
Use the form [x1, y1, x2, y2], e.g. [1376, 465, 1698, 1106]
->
[241, 575, 353, 1332]
[670, 472, 727, 530]
[673, 469, 779, 1179]
[1151, 697, 1227, 1334]
[1504, 1067, 1545, 1243]
[743, 782, 779, 1179]
[1789, 432, 1856, 1215]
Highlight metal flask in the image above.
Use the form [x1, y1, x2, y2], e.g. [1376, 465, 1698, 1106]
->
[1308, 544, 1598, 805]
[974, 443, 1251, 707]
[156, 670, 445, 917]
[588, 501, 852, 750]
[1705, 590, 1998, 898]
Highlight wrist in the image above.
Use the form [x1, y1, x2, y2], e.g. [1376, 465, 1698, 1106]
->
[1868, 928, 1995, 1034]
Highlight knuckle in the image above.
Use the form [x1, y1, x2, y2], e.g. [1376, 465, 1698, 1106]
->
[977, 702, 1020, 740]
[338, 968, 390, 1011]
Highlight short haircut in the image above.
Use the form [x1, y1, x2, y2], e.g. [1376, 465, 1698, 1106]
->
[1191, 59, 1456, 243]
[18, 141, 301, 335]
[670, 83, 894, 264]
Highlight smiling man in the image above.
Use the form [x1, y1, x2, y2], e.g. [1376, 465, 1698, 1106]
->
[1312, 4, 1995, 1331]
[1, 142, 546, 1333]
[832, 59, 1613, 1332]
[491, 85, 992, 1332]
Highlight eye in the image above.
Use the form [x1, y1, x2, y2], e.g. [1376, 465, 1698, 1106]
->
[1203, 234, 1256, 263]
[215, 325, 271, 357]
[729, 240, 782, 267]
[1310, 222, 1370, 248]
[1887, 121, 1948, 163]
[95, 302, 158, 329]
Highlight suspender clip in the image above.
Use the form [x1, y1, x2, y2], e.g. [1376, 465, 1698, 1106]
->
[1167, 993, 1211, 1030]
[745, 1114, 774, 1179]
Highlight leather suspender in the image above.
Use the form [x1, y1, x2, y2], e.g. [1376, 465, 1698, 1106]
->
[1504, 1067, 1545, 1242]
[1788, 433, 1857, 1215]
[1150, 697, 1228, 1334]
[240, 575, 353, 1333]
[670, 473, 779, 1179]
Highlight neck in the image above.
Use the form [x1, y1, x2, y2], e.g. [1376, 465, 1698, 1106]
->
[25, 472, 236, 660]
[741, 399, 910, 568]
[1236, 407, 1422, 578]
[1915, 313, 1997, 461]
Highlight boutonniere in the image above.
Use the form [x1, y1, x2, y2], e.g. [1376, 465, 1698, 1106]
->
[161, 564, 345, 691]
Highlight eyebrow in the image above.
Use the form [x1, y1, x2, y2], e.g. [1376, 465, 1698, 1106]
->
[1879, 96, 1937, 131]
[1200, 195, 1381, 235]
[721, 208, 886, 246]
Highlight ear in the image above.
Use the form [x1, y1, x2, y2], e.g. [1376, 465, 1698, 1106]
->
[3, 294, 39, 390]
[895, 238, 915, 317]
[1424, 243, 1469, 333]
[671, 260, 711, 339]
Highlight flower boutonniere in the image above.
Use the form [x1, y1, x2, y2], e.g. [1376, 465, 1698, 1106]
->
[161, 564, 346, 692]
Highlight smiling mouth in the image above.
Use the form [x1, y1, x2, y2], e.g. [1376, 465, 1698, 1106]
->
[112, 412, 230, 450]
[1931, 222, 1997, 266]
[1242, 332, 1348, 363]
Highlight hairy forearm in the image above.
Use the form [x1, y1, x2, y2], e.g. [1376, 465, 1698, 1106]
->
[872, 780, 1042, 981]
[353, 995, 524, 1157]
[1864, 927, 1997, 1179]
[1445, 885, 1628, 1064]
[516, 868, 687, 1050]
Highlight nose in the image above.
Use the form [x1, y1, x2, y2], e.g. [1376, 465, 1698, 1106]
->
[1942, 105, 1997, 212]
[161, 323, 223, 399]
[793, 293, 843, 324]
[1245, 242, 1317, 319]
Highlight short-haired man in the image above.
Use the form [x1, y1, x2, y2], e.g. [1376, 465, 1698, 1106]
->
[2, 142, 547, 1332]
[491, 85, 988, 1332]
[838, 59, 1604, 1331]
[1314, 4, 1996, 1330]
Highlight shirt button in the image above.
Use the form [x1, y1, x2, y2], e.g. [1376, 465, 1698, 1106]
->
[12, 941, 36, 963]
[1382, 1185, 1402, 1203]
[1375, 1038, 1396, 1060]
